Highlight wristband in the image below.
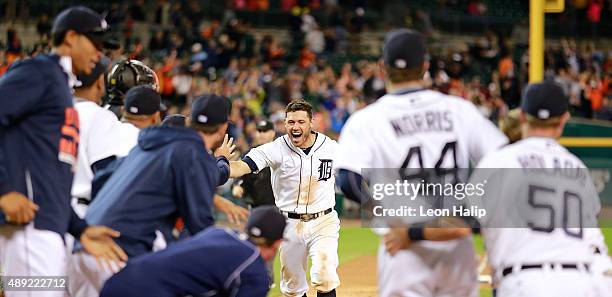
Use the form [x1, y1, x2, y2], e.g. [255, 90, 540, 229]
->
[407, 227, 425, 241]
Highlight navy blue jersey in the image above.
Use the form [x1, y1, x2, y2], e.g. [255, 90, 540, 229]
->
[100, 227, 270, 297]
[0, 54, 87, 236]
[77, 126, 217, 257]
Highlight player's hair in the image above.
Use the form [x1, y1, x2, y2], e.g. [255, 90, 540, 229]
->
[51, 31, 67, 47]
[285, 99, 313, 119]
[248, 236, 276, 247]
[386, 64, 426, 83]
[499, 108, 522, 144]
[188, 121, 224, 135]
[525, 114, 564, 128]
[122, 112, 158, 122]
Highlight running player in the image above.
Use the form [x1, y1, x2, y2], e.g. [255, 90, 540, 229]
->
[230, 100, 340, 297]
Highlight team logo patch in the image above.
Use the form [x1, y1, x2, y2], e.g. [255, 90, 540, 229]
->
[318, 159, 333, 181]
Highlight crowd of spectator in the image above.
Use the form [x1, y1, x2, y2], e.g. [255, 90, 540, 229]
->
[0, 1, 610, 158]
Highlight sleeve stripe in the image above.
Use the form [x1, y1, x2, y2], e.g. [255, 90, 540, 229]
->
[242, 156, 259, 173]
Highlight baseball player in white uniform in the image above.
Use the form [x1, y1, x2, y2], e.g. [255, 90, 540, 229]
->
[230, 99, 340, 297]
[72, 57, 125, 218]
[334, 29, 508, 297]
[469, 81, 602, 297]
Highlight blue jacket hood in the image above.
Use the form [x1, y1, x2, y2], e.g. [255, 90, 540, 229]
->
[138, 126, 203, 151]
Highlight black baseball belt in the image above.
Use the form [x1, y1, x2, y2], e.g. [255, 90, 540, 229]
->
[284, 208, 332, 222]
[501, 263, 590, 278]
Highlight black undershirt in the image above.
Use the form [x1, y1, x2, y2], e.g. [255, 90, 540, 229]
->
[300, 132, 318, 155]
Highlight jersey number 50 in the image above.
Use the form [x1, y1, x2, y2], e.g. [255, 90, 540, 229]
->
[528, 184, 583, 238]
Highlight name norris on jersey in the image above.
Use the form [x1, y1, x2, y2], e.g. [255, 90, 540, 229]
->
[372, 205, 486, 219]
[390, 111, 453, 137]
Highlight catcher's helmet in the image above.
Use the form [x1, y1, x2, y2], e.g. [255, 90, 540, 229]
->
[106, 59, 159, 105]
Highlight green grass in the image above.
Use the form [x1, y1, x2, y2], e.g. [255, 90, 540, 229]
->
[269, 227, 612, 296]
[605, 227, 612, 249]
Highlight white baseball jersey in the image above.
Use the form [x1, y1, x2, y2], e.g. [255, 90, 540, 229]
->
[245, 132, 337, 214]
[336, 89, 507, 221]
[72, 100, 124, 200]
[335, 89, 507, 174]
[116, 122, 140, 157]
[470, 137, 601, 270]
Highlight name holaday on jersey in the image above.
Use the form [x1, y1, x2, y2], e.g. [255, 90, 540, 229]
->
[372, 205, 486, 219]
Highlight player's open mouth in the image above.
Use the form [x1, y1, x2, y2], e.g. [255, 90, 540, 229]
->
[291, 131, 302, 139]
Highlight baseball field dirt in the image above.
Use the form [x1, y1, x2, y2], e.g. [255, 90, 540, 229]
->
[306, 255, 378, 297]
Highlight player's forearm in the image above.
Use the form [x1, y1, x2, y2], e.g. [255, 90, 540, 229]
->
[422, 227, 472, 241]
[229, 160, 252, 178]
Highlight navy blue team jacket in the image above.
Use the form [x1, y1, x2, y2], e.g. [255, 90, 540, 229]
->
[77, 126, 217, 257]
[0, 54, 86, 237]
[100, 227, 270, 297]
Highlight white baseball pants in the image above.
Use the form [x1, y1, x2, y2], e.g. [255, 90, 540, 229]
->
[279, 210, 340, 297]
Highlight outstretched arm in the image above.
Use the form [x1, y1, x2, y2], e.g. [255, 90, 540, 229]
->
[230, 160, 253, 178]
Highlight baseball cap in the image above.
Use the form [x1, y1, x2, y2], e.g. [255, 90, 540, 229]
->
[383, 29, 428, 69]
[123, 86, 162, 115]
[51, 6, 109, 50]
[520, 81, 569, 120]
[161, 114, 187, 127]
[75, 56, 110, 88]
[256, 120, 274, 132]
[246, 206, 286, 244]
[191, 94, 231, 125]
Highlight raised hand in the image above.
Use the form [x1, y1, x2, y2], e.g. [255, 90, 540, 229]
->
[215, 134, 237, 160]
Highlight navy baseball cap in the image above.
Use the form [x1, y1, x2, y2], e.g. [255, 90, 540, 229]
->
[124, 86, 162, 115]
[52, 6, 109, 50]
[256, 119, 274, 132]
[383, 29, 428, 69]
[191, 94, 231, 125]
[521, 81, 569, 120]
[161, 114, 187, 127]
[246, 206, 286, 243]
[76, 56, 110, 88]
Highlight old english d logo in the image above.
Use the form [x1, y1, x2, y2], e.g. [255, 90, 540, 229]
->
[318, 159, 333, 181]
